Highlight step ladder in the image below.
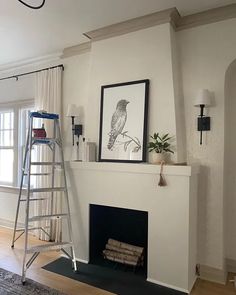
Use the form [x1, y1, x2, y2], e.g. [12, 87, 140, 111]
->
[11, 111, 77, 284]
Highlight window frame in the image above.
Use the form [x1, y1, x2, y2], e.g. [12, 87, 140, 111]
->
[0, 99, 34, 187]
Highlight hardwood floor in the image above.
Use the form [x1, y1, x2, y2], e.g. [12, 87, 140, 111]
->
[0, 226, 234, 295]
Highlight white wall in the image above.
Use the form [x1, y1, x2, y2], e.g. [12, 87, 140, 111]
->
[0, 192, 25, 225]
[0, 75, 34, 103]
[224, 60, 236, 261]
[85, 24, 181, 162]
[178, 18, 236, 270]
[170, 26, 186, 163]
[62, 19, 236, 273]
[62, 53, 91, 160]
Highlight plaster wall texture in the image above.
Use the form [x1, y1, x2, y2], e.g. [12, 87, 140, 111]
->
[178, 18, 236, 269]
[84, 24, 179, 162]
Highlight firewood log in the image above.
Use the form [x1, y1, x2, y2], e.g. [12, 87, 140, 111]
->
[105, 243, 142, 257]
[103, 249, 141, 266]
[108, 238, 144, 255]
[104, 254, 138, 266]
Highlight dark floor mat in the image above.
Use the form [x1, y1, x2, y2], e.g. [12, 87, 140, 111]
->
[43, 257, 186, 295]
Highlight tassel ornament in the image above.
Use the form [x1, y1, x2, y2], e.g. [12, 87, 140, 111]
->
[158, 161, 167, 187]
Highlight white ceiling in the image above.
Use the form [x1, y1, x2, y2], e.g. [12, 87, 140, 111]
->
[0, 0, 236, 67]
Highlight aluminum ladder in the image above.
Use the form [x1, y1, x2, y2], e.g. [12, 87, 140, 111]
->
[11, 111, 77, 284]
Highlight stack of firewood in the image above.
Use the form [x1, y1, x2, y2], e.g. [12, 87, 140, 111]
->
[103, 238, 144, 267]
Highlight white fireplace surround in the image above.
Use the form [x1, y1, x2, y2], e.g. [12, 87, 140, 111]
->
[67, 162, 198, 294]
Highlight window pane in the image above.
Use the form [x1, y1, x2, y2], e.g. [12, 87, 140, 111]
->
[0, 110, 14, 147]
[0, 130, 13, 146]
[0, 111, 14, 130]
[0, 149, 13, 183]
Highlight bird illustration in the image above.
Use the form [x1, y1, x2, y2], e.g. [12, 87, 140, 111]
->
[107, 99, 129, 150]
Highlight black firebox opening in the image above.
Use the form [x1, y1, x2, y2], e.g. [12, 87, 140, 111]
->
[89, 204, 148, 276]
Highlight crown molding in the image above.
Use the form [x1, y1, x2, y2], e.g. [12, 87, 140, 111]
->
[176, 4, 236, 31]
[83, 4, 236, 42]
[84, 8, 180, 41]
[61, 42, 91, 59]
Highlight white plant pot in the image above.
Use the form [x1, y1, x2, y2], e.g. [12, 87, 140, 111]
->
[151, 153, 166, 164]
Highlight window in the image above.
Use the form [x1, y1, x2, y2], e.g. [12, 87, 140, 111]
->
[0, 100, 34, 187]
[0, 110, 14, 184]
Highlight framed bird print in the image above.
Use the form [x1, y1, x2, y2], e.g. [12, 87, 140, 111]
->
[98, 79, 149, 163]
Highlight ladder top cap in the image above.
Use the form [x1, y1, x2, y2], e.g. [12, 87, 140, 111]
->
[30, 112, 59, 120]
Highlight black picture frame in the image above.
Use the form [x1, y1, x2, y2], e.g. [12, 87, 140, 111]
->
[98, 79, 149, 163]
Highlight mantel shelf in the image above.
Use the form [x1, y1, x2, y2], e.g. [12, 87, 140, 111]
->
[68, 161, 199, 177]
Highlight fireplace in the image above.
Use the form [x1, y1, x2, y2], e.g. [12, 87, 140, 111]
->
[89, 204, 148, 276]
[69, 162, 198, 292]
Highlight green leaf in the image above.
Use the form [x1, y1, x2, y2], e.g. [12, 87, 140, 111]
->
[156, 134, 162, 141]
[148, 132, 174, 155]
[163, 137, 172, 142]
[165, 148, 174, 154]
[162, 133, 169, 140]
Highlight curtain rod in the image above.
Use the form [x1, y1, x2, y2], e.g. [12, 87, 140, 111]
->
[0, 64, 64, 82]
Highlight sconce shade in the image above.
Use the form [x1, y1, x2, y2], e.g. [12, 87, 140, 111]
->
[66, 104, 79, 117]
[194, 89, 211, 107]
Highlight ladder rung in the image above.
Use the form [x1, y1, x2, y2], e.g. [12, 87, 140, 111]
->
[30, 112, 59, 120]
[31, 162, 62, 166]
[32, 138, 59, 145]
[20, 198, 47, 202]
[26, 242, 72, 254]
[29, 214, 68, 222]
[24, 173, 51, 176]
[16, 226, 50, 232]
[30, 187, 66, 193]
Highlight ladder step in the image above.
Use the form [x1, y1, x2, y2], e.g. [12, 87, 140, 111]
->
[29, 214, 68, 222]
[31, 162, 62, 166]
[24, 173, 51, 176]
[30, 112, 59, 120]
[30, 187, 66, 193]
[16, 226, 50, 232]
[26, 242, 72, 254]
[20, 198, 47, 202]
[32, 138, 59, 145]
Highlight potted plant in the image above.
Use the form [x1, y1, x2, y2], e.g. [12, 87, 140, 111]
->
[148, 133, 174, 164]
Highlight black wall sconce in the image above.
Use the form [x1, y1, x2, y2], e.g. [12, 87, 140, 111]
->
[194, 89, 211, 145]
[66, 104, 83, 146]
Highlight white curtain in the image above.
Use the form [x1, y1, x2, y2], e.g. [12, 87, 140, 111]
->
[34, 67, 63, 242]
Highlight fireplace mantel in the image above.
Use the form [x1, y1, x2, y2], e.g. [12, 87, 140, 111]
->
[67, 161, 199, 294]
[69, 161, 199, 176]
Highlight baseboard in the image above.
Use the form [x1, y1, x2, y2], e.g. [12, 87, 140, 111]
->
[146, 278, 189, 294]
[199, 264, 227, 284]
[226, 258, 236, 273]
[0, 218, 24, 229]
[188, 275, 197, 293]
